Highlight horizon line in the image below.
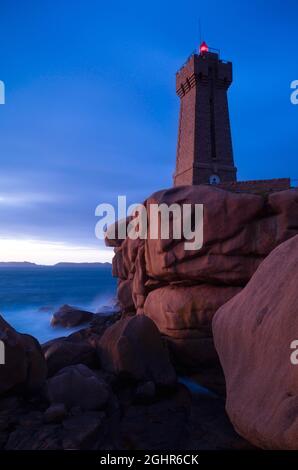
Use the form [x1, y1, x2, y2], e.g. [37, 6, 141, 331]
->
[0, 261, 112, 267]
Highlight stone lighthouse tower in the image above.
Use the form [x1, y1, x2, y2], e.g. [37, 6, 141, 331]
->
[174, 42, 237, 186]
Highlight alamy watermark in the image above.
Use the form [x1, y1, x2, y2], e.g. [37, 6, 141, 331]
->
[0, 340, 5, 365]
[95, 196, 204, 250]
[0, 80, 5, 104]
[290, 80, 298, 105]
[290, 340, 298, 365]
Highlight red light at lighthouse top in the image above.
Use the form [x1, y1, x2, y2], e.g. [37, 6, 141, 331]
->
[199, 41, 209, 55]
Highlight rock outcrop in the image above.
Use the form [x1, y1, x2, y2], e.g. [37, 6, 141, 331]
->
[51, 304, 94, 328]
[108, 186, 298, 372]
[98, 314, 176, 387]
[213, 235, 298, 449]
[42, 338, 98, 377]
[42, 313, 124, 377]
[0, 315, 47, 396]
[1, 186, 297, 450]
[144, 284, 241, 369]
[47, 364, 109, 411]
[0, 310, 253, 450]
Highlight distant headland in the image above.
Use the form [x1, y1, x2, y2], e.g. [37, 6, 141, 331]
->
[0, 262, 111, 268]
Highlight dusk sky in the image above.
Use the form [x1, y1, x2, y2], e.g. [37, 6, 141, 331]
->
[0, 0, 297, 264]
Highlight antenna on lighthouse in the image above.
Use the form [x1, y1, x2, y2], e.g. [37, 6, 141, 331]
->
[199, 18, 202, 44]
[198, 19, 208, 55]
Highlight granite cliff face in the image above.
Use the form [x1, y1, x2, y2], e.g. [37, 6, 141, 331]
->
[107, 185, 298, 375]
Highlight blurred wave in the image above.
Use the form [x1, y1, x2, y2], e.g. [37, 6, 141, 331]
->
[0, 265, 117, 343]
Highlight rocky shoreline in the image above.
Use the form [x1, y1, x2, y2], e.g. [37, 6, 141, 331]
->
[0, 311, 254, 450]
[0, 185, 297, 450]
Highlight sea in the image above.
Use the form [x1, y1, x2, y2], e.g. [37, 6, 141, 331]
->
[0, 264, 117, 344]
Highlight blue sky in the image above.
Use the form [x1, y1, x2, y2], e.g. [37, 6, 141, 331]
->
[0, 0, 297, 263]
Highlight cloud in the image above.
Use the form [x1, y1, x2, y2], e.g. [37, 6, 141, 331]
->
[0, 192, 57, 207]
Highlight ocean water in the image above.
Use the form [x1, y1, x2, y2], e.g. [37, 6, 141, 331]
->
[0, 265, 117, 344]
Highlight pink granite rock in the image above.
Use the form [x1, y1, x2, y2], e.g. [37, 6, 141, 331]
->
[144, 284, 241, 368]
[107, 186, 298, 378]
[213, 235, 298, 449]
[117, 279, 135, 313]
[98, 314, 176, 387]
[51, 304, 94, 328]
[145, 186, 298, 285]
[0, 315, 47, 395]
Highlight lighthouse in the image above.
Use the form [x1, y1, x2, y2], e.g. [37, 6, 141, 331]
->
[174, 42, 237, 186]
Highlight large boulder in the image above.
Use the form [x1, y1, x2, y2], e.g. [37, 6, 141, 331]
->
[145, 186, 263, 285]
[0, 315, 47, 396]
[42, 338, 98, 377]
[144, 284, 241, 336]
[51, 304, 94, 328]
[97, 315, 176, 387]
[46, 364, 109, 410]
[213, 235, 298, 449]
[107, 186, 298, 316]
[66, 312, 121, 345]
[144, 186, 298, 285]
[144, 284, 241, 369]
